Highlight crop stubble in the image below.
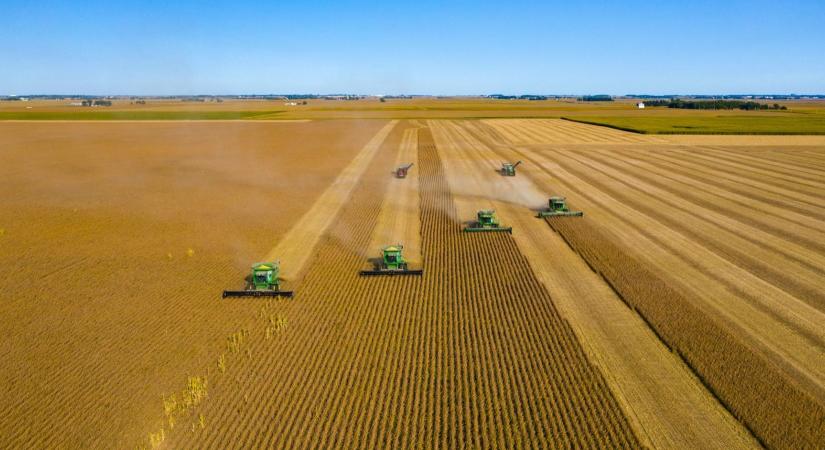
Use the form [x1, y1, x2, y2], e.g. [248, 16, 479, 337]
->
[0, 120, 389, 448]
[477, 118, 825, 449]
[366, 126, 422, 264]
[165, 122, 640, 448]
[429, 119, 757, 449]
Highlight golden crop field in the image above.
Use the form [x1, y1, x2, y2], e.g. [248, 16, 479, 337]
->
[1, 114, 824, 449]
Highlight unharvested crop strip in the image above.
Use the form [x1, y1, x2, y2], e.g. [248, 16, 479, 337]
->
[509, 145, 825, 399]
[168, 122, 643, 448]
[437, 120, 757, 448]
[476, 119, 825, 449]
[546, 216, 825, 450]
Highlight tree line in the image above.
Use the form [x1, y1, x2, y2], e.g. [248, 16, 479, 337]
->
[645, 99, 787, 110]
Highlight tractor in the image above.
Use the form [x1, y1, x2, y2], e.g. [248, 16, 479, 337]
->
[223, 261, 294, 298]
[537, 196, 583, 217]
[360, 245, 423, 276]
[500, 161, 522, 176]
[464, 210, 512, 233]
[395, 163, 414, 178]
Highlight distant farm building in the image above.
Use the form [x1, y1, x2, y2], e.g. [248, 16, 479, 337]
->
[637, 102, 645, 109]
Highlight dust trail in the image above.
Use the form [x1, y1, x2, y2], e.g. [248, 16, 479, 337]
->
[264, 120, 398, 281]
[366, 127, 422, 265]
[430, 120, 547, 224]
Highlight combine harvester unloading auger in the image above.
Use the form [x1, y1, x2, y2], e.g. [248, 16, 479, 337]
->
[360, 245, 423, 276]
[223, 261, 294, 298]
[537, 196, 584, 217]
[500, 160, 522, 176]
[464, 210, 513, 234]
[395, 163, 414, 178]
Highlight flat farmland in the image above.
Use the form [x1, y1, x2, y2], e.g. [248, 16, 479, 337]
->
[0, 120, 388, 447]
[2, 115, 825, 449]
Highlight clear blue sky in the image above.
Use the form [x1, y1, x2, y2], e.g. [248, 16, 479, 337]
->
[1, 0, 823, 95]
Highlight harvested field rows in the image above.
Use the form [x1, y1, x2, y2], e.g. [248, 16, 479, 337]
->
[483, 118, 652, 144]
[164, 122, 641, 448]
[5, 116, 825, 449]
[367, 126, 422, 265]
[475, 118, 825, 448]
[430, 120, 757, 449]
[265, 120, 398, 283]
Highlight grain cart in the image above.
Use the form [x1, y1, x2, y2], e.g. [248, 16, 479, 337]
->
[500, 161, 522, 176]
[395, 163, 414, 178]
[464, 210, 513, 233]
[537, 196, 583, 217]
[223, 261, 294, 298]
[360, 245, 423, 276]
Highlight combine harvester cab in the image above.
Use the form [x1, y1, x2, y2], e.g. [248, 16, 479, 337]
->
[223, 261, 294, 298]
[537, 196, 583, 218]
[500, 160, 522, 176]
[360, 245, 423, 276]
[395, 163, 414, 178]
[464, 210, 513, 234]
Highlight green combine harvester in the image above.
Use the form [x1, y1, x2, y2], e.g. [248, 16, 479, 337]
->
[537, 196, 583, 217]
[464, 210, 512, 233]
[500, 161, 522, 176]
[223, 261, 294, 298]
[360, 245, 423, 276]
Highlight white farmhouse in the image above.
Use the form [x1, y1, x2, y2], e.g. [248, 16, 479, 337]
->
[637, 102, 645, 109]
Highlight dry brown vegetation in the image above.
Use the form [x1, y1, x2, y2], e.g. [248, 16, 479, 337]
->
[0, 120, 387, 447]
[429, 119, 757, 448]
[463, 118, 825, 448]
[159, 125, 640, 448]
[2, 114, 825, 449]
